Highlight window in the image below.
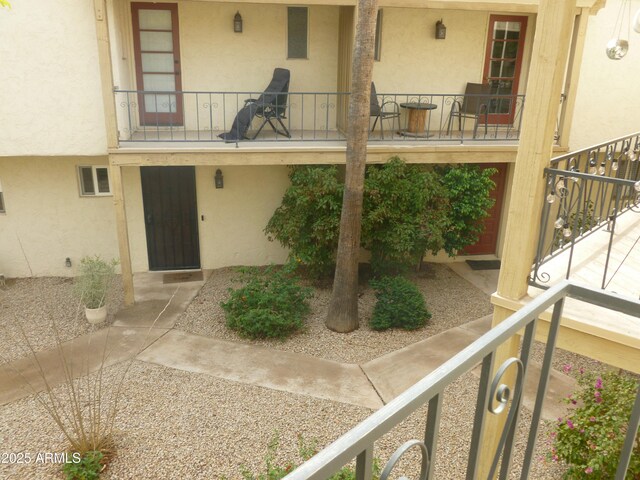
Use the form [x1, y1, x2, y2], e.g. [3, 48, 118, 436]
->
[0, 179, 5, 213]
[78, 166, 111, 196]
[374, 9, 383, 61]
[287, 7, 308, 59]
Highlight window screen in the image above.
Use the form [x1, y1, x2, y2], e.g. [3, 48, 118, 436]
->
[80, 167, 95, 195]
[78, 166, 111, 196]
[288, 7, 308, 59]
[374, 10, 383, 61]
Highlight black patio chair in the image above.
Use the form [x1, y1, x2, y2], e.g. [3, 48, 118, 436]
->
[218, 68, 291, 142]
[370, 82, 400, 139]
[446, 82, 491, 138]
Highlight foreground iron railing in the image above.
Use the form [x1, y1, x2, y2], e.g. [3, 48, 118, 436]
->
[283, 281, 640, 479]
[530, 132, 640, 293]
[113, 90, 525, 144]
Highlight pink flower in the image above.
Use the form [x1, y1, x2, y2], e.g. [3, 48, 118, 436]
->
[595, 377, 602, 389]
[567, 419, 575, 429]
[579, 367, 585, 375]
[590, 416, 596, 422]
[563, 364, 572, 374]
[585, 467, 593, 474]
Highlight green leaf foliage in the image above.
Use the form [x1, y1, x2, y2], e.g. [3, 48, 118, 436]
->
[363, 157, 449, 275]
[436, 164, 496, 255]
[221, 266, 312, 339]
[63, 451, 103, 480]
[552, 370, 640, 479]
[369, 276, 431, 331]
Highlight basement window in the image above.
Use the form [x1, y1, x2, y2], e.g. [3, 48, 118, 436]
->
[0, 179, 5, 213]
[78, 166, 112, 196]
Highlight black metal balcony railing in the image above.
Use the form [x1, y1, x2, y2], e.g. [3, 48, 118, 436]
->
[282, 281, 640, 479]
[530, 133, 640, 295]
[114, 90, 525, 144]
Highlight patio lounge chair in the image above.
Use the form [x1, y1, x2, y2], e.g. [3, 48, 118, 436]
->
[370, 82, 400, 139]
[218, 68, 291, 142]
[446, 82, 491, 138]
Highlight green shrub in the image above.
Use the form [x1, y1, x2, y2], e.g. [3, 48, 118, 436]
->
[552, 370, 640, 479]
[362, 157, 449, 275]
[369, 276, 431, 331]
[221, 266, 312, 339]
[436, 165, 496, 255]
[265, 166, 343, 278]
[63, 451, 103, 480]
[74, 256, 118, 309]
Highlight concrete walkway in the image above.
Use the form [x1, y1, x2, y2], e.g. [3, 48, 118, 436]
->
[0, 265, 575, 421]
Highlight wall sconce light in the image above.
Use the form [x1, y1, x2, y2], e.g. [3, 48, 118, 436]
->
[215, 169, 224, 189]
[435, 19, 446, 40]
[234, 11, 243, 33]
[65, 257, 72, 268]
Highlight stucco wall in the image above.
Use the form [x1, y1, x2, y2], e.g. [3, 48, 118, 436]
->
[0, 159, 289, 277]
[0, 0, 108, 157]
[0, 157, 118, 277]
[569, 0, 640, 150]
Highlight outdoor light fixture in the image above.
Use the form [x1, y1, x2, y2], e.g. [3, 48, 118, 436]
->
[234, 11, 243, 33]
[65, 257, 72, 268]
[606, 0, 632, 59]
[215, 169, 224, 189]
[435, 19, 446, 40]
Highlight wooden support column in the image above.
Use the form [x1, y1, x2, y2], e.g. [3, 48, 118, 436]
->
[478, 0, 577, 477]
[94, 0, 119, 149]
[558, 8, 590, 147]
[110, 162, 135, 306]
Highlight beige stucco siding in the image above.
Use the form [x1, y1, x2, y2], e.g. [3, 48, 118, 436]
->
[569, 0, 640, 150]
[0, 0, 108, 157]
[0, 157, 118, 277]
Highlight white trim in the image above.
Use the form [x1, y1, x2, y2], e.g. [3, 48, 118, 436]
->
[77, 165, 113, 197]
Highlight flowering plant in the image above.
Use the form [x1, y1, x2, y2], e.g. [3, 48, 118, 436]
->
[552, 369, 639, 478]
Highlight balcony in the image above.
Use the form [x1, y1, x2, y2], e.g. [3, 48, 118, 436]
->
[114, 90, 526, 149]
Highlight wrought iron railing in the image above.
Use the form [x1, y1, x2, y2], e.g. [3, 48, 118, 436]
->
[113, 90, 525, 144]
[283, 281, 640, 479]
[530, 133, 640, 293]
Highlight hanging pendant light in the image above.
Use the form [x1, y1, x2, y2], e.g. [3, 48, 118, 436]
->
[606, 0, 631, 60]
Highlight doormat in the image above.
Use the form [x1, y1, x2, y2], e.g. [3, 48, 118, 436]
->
[466, 260, 502, 271]
[163, 271, 204, 284]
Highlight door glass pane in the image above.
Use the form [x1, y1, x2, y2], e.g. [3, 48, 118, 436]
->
[494, 21, 508, 39]
[139, 9, 172, 30]
[505, 22, 521, 40]
[80, 167, 95, 195]
[140, 31, 173, 51]
[144, 94, 177, 113]
[288, 7, 308, 59]
[492, 41, 518, 59]
[143, 74, 175, 91]
[96, 168, 110, 193]
[142, 53, 174, 73]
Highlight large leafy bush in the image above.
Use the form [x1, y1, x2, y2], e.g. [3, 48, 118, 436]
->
[221, 266, 312, 339]
[552, 370, 640, 479]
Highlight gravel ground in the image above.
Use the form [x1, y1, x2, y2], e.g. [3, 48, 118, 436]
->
[0, 277, 124, 363]
[0, 360, 566, 480]
[175, 264, 494, 364]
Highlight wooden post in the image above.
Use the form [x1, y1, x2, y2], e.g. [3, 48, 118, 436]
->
[477, 0, 577, 477]
[558, 8, 590, 148]
[110, 163, 135, 306]
[94, 0, 119, 149]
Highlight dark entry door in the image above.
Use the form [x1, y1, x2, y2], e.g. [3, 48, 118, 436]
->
[464, 163, 507, 255]
[141, 166, 200, 270]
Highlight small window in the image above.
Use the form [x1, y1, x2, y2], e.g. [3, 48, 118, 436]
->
[287, 7, 308, 59]
[374, 9, 383, 61]
[78, 166, 111, 196]
[0, 179, 5, 213]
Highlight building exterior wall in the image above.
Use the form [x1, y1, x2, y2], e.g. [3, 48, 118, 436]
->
[0, 159, 289, 277]
[0, 0, 108, 157]
[569, 0, 640, 150]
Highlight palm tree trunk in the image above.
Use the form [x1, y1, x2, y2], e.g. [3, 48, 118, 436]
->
[325, 0, 378, 333]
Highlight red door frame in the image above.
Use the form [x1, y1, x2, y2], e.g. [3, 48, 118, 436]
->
[482, 15, 528, 125]
[464, 163, 508, 255]
[131, 3, 183, 126]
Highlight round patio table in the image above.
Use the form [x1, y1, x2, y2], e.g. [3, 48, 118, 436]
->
[399, 102, 437, 137]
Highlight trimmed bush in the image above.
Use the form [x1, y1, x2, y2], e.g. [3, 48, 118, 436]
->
[221, 266, 312, 339]
[369, 276, 431, 331]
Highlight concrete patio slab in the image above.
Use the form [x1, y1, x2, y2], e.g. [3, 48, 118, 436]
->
[113, 299, 183, 328]
[137, 330, 384, 410]
[0, 326, 169, 405]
